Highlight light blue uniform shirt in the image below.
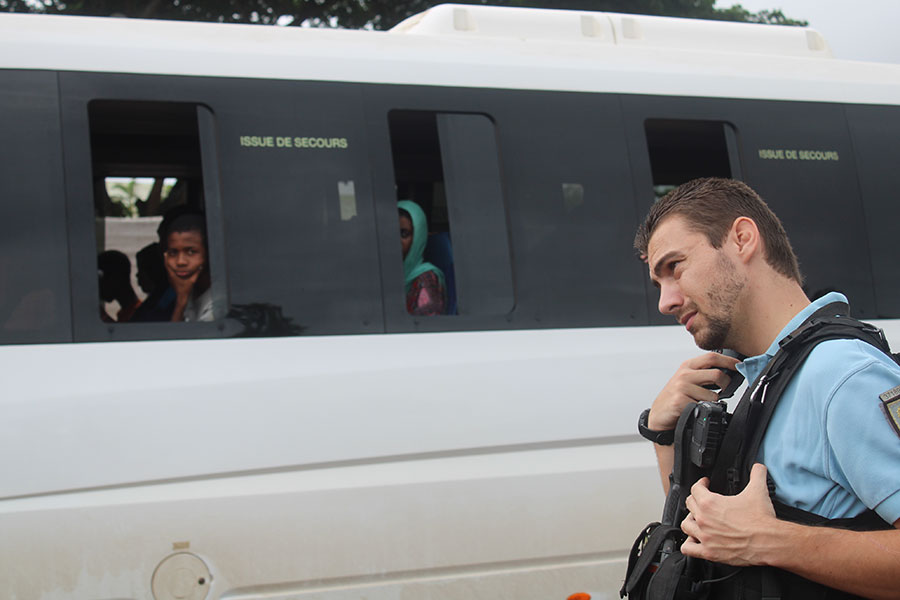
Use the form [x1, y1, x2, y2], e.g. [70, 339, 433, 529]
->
[736, 292, 900, 524]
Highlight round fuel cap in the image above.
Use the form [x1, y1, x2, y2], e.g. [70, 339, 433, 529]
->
[151, 552, 211, 600]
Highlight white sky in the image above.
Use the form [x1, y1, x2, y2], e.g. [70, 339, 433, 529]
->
[723, 0, 900, 63]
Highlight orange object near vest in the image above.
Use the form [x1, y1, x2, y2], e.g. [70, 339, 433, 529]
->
[567, 594, 591, 600]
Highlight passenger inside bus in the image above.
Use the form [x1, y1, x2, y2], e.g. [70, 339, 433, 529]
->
[97, 250, 141, 322]
[130, 242, 175, 322]
[158, 207, 214, 322]
[398, 200, 447, 316]
[424, 231, 457, 315]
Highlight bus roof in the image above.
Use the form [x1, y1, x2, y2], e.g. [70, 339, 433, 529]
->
[2, 3, 898, 105]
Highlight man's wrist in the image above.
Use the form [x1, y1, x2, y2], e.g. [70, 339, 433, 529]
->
[638, 409, 675, 445]
[754, 517, 810, 570]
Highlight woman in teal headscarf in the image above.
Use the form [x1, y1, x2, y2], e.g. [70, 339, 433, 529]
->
[398, 200, 447, 316]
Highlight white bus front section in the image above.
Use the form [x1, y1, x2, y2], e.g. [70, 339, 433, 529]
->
[0, 324, 714, 600]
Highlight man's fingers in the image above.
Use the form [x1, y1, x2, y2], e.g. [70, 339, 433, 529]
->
[689, 369, 734, 395]
[681, 512, 698, 536]
[679, 382, 720, 404]
[650, 352, 741, 430]
[690, 476, 712, 498]
[680, 533, 702, 558]
[709, 368, 737, 391]
[683, 352, 741, 371]
[745, 463, 771, 496]
[681, 508, 710, 560]
[676, 360, 737, 393]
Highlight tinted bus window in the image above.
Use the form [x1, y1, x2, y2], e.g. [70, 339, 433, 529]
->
[497, 90, 645, 329]
[215, 79, 382, 336]
[0, 70, 71, 344]
[388, 110, 513, 318]
[737, 100, 876, 317]
[846, 104, 900, 318]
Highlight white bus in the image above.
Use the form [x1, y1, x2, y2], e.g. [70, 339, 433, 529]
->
[2, 4, 899, 599]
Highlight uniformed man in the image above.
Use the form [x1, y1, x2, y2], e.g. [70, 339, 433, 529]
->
[634, 177, 900, 599]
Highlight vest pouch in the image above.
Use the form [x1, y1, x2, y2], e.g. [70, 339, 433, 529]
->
[647, 550, 710, 600]
[621, 523, 710, 600]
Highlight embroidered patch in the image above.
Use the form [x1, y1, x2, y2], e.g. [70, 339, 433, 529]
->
[879, 385, 900, 438]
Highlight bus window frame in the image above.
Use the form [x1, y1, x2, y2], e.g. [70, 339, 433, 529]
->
[622, 96, 745, 326]
[372, 102, 516, 334]
[60, 73, 229, 342]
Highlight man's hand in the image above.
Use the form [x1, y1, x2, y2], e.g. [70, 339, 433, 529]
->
[647, 352, 740, 431]
[681, 463, 778, 566]
[681, 464, 900, 599]
[648, 352, 740, 493]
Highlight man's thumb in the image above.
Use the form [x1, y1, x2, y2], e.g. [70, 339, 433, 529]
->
[748, 463, 770, 493]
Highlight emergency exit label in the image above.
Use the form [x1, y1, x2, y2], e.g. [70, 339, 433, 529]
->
[239, 135, 349, 149]
[758, 148, 839, 161]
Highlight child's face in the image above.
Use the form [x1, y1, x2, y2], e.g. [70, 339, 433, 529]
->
[164, 230, 206, 282]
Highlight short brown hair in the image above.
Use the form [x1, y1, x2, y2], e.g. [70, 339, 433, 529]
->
[634, 178, 802, 284]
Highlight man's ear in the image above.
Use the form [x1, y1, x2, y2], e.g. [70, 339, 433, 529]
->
[730, 216, 760, 264]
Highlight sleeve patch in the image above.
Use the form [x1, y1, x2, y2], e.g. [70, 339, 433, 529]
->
[879, 385, 900, 438]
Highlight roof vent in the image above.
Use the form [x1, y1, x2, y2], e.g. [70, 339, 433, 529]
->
[580, 16, 607, 39]
[453, 7, 474, 32]
[390, 4, 832, 59]
[391, 4, 615, 43]
[620, 17, 642, 40]
[806, 30, 826, 52]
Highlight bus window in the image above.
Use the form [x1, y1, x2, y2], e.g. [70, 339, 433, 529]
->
[846, 104, 900, 318]
[89, 100, 225, 325]
[388, 110, 513, 318]
[644, 119, 739, 197]
[0, 71, 70, 344]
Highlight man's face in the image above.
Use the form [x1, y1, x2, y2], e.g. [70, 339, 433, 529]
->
[164, 230, 206, 283]
[647, 216, 746, 351]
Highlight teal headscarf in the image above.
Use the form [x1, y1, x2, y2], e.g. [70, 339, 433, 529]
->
[398, 200, 445, 294]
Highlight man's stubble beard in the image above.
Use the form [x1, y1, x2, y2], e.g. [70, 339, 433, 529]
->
[694, 253, 746, 351]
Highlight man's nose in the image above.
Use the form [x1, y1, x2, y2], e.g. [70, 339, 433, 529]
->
[657, 282, 683, 316]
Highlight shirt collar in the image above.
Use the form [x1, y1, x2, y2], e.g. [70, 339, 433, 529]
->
[736, 291, 849, 384]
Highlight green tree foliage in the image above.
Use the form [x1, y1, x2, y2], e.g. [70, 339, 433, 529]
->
[0, 0, 806, 29]
[711, 4, 806, 25]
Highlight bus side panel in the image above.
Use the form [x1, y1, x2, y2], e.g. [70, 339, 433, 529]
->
[4, 76, 665, 600]
[0, 327, 674, 600]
